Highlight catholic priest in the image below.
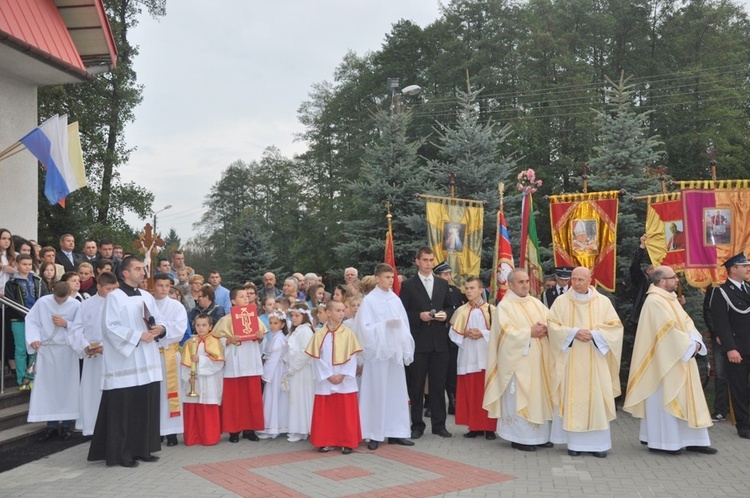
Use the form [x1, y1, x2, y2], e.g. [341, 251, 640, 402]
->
[547, 266, 623, 458]
[623, 265, 716, 455]
[483, 269, 553, 451]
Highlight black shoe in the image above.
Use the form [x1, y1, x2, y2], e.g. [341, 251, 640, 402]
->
[166, 434, 178, 446]
[640, 440, 648, 445]
[229, 433, 240, 443]
[649, 448, 682, 455]
[512, 442, 536, 452]
[319, 446, 335, 453]
[387, 438, 415, 446]
[411, 428, 424, 439]
[711, 413, 727, 422]
[119, 459, 139, 468]
[60, 428, 72, 441]
[536, 442, 554, 448]
[591, 451, 607, 458]
[485, 432, 497, 440]
[243, 430, 259, 441]
[738, 429, 750, 439]
[686, 446, 718, 454]
[342, 447, 352, 455]
[39, 428, 58, 442]
[463, 431, 481, 438]
[367, 440, 379, 450]
[567, 450, 581, 456]
[432, 428, 452, 438]
[135, 455, 159, 462]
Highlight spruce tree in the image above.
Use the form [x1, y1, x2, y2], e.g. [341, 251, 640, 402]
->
[227, 214, 281, 287]
[428, 87, 517, 277]
[335, 110, 433, 277]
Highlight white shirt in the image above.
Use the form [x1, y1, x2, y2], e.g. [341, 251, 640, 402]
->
[420, 273, 434, 299]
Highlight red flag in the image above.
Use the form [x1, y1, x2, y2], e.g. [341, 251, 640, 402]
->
[491, 211, 514, 303]
[385, 229, 401, 295]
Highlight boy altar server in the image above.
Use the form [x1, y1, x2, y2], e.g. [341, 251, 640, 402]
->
[306, 300, 362, 454]
[449, 276, 497, 440]
[153, 273, 189, 446]
[27, 282, 88, 440]
[76, 272, 118, 436]
[355, 263, 415, 450]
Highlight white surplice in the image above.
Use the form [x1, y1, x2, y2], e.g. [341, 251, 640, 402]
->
[312, 332, 359, 395]
[285, 323, 315, 437]
[25, 295, 87, 422]
[354, 286, 414, 441]
[259, 331, 289, 436]
[101, 289, 164, 390]
[449, 306, 490, 375]
[180, 340, 224, 405]
[155, 296, 189, 436]
[76, 294, 106, 435]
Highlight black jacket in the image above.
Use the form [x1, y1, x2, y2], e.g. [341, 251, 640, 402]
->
[400, 275, 455, 354]
[710, 280, 750, 355]
[4, 274, 43, 321]
[629, 246, 651, 325]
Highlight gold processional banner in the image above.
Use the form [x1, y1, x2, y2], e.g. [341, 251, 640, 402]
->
[426, 198, 483, 289]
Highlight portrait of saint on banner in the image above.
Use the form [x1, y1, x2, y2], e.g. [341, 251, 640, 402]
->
[665, 221, 685, 252]
[703, 208, 732, 246]
[571, 219, 598, 253]
[443, 222, 466, 253]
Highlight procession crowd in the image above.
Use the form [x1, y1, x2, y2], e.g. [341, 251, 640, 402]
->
[2, 227, 748, 469]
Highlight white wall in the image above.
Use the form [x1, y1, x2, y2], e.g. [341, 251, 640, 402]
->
[0, 72, 38, 241]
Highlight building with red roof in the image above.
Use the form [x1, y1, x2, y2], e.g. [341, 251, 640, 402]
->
[0, 0, 117, 238]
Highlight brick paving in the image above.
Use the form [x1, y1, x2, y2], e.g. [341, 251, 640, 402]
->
[0, 410, 747, 497]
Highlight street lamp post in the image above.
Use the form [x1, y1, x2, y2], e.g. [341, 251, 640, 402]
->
[153, 204, 172, 238]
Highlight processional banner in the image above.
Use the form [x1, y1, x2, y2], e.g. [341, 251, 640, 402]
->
[549, 191, 619, 291]
[644, 193, 685, 272]
[680, 180, 750, 287]
[426, 198, 483, 289]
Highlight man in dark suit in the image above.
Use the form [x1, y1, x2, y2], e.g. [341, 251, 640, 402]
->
[710, 252, 750, 439]
[541, 266, 572, 308]
[400, 247, 455, 439]
[55, 234, 81, 272]
[433, 262, 465, 416]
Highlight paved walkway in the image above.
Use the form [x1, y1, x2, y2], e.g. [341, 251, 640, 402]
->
[1, 410, 747, 497]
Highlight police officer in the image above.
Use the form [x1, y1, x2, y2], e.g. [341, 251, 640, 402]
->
[541, 266, 572, 308]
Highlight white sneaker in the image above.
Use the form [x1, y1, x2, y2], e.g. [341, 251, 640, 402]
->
[256, 432, 275, 439]
[287, 434, 302, 442]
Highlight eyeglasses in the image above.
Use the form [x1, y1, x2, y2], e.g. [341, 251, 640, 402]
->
[662, 276, 678, 280]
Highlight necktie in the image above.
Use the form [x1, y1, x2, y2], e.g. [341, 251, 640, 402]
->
[423, 278, 433, 299]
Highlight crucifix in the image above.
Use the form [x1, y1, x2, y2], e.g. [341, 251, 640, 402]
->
[133, 223, 164, 290]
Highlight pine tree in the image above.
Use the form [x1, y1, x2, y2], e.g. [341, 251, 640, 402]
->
[227, 215, 281, 287]
[335, 110, 434, 276]
[428, 87, 517, 278]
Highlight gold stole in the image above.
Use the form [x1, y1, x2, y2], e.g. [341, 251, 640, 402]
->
[181, 335, 225, 369]
[160, 343, 181, 417]
[305, 323, 362, 365]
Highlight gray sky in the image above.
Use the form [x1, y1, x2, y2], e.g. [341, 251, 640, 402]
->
[123, 1, 443, 241]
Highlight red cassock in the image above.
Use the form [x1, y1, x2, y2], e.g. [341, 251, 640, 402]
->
[309, 393, 361, 448]
[455, 371, 496, 432]
[221, 376, 264, 432]
[183, 404, 221, 446]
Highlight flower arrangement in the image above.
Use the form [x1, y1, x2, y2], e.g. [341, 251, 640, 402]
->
[517, 168, 543, 194]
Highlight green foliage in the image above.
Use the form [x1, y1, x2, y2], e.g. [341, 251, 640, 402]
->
[226, 215, 281, 288]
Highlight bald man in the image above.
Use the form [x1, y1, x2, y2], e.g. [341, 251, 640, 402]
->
[547, 267, 623, 458]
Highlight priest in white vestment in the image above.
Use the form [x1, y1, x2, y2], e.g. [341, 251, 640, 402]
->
[483, 269, 553, 451]
[624, 266, 716, 455]
[76, 272, 118, 436]
[548, 267, 623, 457]
[153, 273, 189, 446]
[354, 264, 415, 450]
[88, 257, 167, 468]
[26, 282, 88, 440]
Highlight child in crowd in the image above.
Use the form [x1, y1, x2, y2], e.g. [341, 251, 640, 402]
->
[343, 295, 362, 329]
[285, 304, 316, 442]
[306, 300, 362, 454]
[39, 262, 57, 294]
[181, 314, 224, 446]
[257, 310, 289, 439]
[259, 296, 276, 354]
[211, 287, 266, 443]
[61, 271, 87, 301]
[314, 305, 327, 329]
[76, 272, 118, 435]
[94, 258, 113, 277]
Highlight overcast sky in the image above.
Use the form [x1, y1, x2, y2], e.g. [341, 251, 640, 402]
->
[123, 1, 444, 241]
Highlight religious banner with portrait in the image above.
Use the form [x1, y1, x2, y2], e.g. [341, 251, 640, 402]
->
[679, 180, 750, 287]
[643, 193, 686, 271]
[548, 191, 619, 291]
[425, 197, 483, 289]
